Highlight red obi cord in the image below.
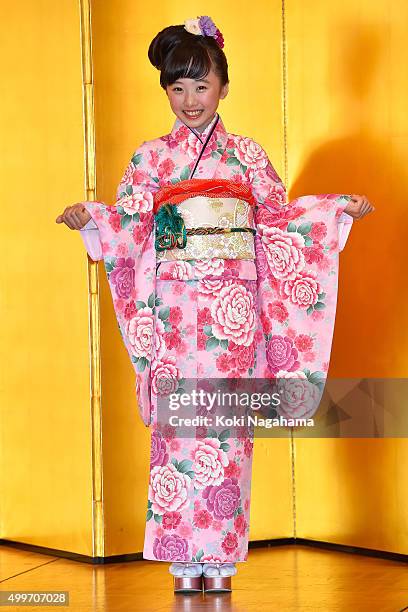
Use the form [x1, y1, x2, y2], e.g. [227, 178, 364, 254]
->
[153, 178, 256, 213]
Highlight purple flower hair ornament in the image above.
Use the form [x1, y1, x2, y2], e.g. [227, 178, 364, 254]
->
[184, 16, 225, 48]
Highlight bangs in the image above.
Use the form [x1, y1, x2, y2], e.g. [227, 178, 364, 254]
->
[160, 43, 212, 87]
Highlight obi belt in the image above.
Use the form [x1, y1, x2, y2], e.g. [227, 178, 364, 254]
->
[153, 179, 258, 281]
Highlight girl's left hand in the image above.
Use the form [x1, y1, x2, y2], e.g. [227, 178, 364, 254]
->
[343, 195, 375, 220]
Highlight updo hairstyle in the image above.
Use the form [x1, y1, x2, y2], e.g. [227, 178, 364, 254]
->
[148, 25, 229, 89]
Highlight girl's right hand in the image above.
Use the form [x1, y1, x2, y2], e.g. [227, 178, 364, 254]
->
[55, 203, 92, 230]
[343, 195, 375, 220]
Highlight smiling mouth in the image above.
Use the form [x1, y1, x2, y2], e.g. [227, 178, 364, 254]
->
[183, 110, 204, 118]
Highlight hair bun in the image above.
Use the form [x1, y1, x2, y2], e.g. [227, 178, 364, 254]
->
[148, 25, 186, 70]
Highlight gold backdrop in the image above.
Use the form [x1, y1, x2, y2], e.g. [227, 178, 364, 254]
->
[0, 0, 407, 558]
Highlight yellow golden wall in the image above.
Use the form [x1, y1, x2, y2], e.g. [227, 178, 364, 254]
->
[0, 2, 94, 553]
[285, 0, 408, 554]
[1, 0, 407, 559]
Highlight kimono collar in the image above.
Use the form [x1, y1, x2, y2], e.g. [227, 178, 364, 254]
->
[170, 112, 227, 145]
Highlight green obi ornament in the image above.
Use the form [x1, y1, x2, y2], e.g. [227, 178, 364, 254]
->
[155, 204, 187, 251]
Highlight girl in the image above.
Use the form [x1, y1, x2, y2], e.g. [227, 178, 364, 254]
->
[56, 16, 374, 594]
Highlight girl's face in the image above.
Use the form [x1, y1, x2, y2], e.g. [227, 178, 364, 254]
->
[166, 67, 229, 132]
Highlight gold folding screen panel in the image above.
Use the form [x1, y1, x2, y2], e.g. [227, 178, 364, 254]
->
[0, 0, 407, 558]
[0, 1, 95, 555]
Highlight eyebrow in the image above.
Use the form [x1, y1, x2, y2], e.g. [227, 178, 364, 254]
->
[173, 79, 210, 84]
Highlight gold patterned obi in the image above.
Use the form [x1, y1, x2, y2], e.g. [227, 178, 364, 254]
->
[155, 195, 256, 261]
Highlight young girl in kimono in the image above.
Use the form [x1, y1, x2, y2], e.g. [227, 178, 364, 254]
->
[56, 16, 374, 594]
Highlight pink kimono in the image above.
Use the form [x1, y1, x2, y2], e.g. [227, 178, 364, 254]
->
[79, 113, 353, 563]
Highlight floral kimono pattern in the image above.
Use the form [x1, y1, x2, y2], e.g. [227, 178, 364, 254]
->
[79, 113, 353, 563]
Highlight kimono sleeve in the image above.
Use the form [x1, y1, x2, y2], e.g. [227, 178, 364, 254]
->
[82, 142, 159, 427]
[79, 217, 103, 261]
[250, 145, 353, 419]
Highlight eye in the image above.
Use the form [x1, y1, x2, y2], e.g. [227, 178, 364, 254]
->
[172, 86, 183, 92]
[197, 85, 207, 91]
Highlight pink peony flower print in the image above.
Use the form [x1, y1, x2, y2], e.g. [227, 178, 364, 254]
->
[255, 235, 270, 281]
[282, 270, 321, 309]
[258, 226, 305, 280]
[153, 534, 189, 561]
[163, 329, 182, 350]
[256, 203, 306, 228]
[197, 332, 207, 351]
[167, 261, 194, 281]
[304, 243, 324, 265]
[162, 424, 177, 440]
[233, 137, 268, 170]
[126, 306, 154, 358]
[149, 463, 190, 514]
[310, 221, 327, 242]
[110, 257, 135, 299]
[150, 430, 169, 467]
[198, 307, 213, 328]
[294, 334, 314, 352]
[157, 158, 176, 179]
[266, 335, 300, 374]
[211, 283, 256, 346]
[234, 513, 247, 536]
[230, 342, 255, 373]
[193, 509, 212, 529]
[124, 300, 137, 321]
[161, 131, 182, 149]
[132, 224, 147, 245]
[151, 356, 180, 396]
[193, 438, 229, 489]
[224, 461, 241, 479]
[263, 184, 287, 208]
[162, 511, 182, 530]
[221, 532, 238, 555]
[108, 210, 121, 233]
[198, 278, 232, 295]
[268, 300, 289, 323]
[118, 191, 153, 215]
[182, 133, 218, 160]
[168, 306, 183, 325]
[202, 477, 241, 520]
[276, 376, 322, 419]
[215, 353, 231, 372]
[194, 258, 225, 278]
[260, 310, 272, 334]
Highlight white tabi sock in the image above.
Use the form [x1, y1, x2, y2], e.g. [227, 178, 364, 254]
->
[169, 562, 203, 577]
[202, 563, 237, 577]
